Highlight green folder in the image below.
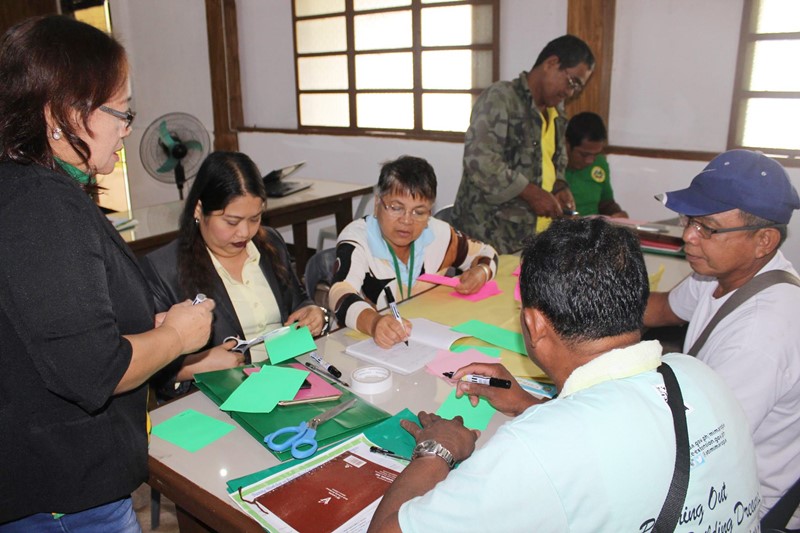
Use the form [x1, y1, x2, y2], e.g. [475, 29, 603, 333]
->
[194, 364, 391, 462]
[226, 408, 419, 493]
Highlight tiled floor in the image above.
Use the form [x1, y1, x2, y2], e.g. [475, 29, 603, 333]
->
[132, 483, 179, 532]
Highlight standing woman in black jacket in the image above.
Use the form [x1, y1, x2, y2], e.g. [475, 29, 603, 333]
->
[140, 151, 328, 400]
[0, 16, 213, 531]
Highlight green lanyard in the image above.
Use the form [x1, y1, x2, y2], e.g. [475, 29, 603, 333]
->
[386, 241, 414, 300]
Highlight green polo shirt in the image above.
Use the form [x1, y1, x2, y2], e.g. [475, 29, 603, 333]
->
[565, 154, 613, 216]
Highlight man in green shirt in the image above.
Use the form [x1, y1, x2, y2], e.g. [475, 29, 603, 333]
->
[564, 112, 627, 218]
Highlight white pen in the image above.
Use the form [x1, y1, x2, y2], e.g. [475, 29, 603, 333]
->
[383, 286, 408, 346]
[192, 293, 207, 305]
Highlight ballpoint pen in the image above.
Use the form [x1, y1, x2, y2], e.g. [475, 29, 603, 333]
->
[443, 372, 512, 389]
[192, 293, 207, 305]
[383, 286, 409, 347]
[308, 351, 342, 378]
[305, 361, 350, 388]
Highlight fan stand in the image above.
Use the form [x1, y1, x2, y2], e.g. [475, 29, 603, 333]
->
[174, 161, 186, 200]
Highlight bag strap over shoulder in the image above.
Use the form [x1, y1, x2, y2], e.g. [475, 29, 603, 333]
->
[653, 363, 690, 532]
[688, 270, 800, 357]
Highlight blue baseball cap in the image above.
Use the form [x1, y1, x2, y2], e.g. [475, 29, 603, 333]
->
[658, 150, 800, 224]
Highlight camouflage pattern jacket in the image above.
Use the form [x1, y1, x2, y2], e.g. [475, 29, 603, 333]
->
[452, 71, 568, 254]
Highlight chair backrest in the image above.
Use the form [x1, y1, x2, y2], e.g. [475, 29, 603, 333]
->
[354, 192, 373, 219]
[434, 204, 454, 223]
[304, 248, 337, 307]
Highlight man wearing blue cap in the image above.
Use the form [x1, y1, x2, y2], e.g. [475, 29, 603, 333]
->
[644, 149, 800, 527]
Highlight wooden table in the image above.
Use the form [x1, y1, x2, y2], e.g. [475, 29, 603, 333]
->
[117, 179, 373, 275]
[146, 252, 691, 532]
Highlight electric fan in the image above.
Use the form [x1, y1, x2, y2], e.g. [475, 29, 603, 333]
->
[139, 112, 210, 200]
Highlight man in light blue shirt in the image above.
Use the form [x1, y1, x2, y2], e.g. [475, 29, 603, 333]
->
[368, 218, 760, 532]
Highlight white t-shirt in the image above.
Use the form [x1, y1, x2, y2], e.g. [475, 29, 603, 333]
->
[669, 250, 800, 527]
[399, 343, 761, 532]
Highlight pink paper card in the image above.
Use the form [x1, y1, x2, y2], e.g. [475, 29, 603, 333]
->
[426, 348, 501, 380]
[450, 280, 502, 302]
[511, 265, 521, 276]
[417, 273, 460, 287]
[514, 281, 521, 302]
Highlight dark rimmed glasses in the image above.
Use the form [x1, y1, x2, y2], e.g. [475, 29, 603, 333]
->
[679, 215, 784, 239]
[99, 105, 136, 128]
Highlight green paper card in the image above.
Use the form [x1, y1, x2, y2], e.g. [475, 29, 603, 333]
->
[219, 366, 309, 413]
[436, 389, 495, 431]
[451, 320, 526, 355]
[451, 344, 502, 358]
[265, 324, 318, 364]
[151, 409, 235, 452]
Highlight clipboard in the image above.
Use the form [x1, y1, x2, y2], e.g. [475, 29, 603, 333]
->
[195, 363, 390, 461]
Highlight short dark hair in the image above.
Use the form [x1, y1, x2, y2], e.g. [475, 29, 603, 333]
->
[177, 151, 289, 295]
[533, 34, 595, 70]
[519, 218, 649, 343]
[566, 111, 607, 148]
[738, 209, 788, 247]
[0, 16, 127, 183]
[377, 155, 437, 201]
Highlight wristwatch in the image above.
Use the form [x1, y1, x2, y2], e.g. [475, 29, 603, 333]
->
[412, 439, 456, 469]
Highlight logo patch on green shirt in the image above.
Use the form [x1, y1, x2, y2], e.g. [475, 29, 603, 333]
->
[591, 165, 606, 183]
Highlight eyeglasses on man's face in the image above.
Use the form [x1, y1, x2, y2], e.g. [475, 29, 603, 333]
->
[379, 198, 431, 223]
[679, 215, 784, 239]
[99, 105, 136, 129]
[562, 69, 584, 93]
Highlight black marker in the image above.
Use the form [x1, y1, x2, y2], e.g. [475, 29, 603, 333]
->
[443, 371, 512, 389]
[308, 351, 342, 378]
[305, 361, 350, 388]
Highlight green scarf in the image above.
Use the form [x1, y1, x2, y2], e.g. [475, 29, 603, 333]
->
[55, 157, 94, 186]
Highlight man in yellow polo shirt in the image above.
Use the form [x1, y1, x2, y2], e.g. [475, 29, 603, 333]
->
[451, 35, 594, 253]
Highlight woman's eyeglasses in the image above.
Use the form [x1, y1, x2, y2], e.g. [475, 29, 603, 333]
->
[379, 199, 431, 222]
[99, 105, 136, 128]
[679, 215, 783, 239]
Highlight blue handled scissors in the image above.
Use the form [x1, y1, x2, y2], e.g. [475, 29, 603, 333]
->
[264, 398, 357, 459]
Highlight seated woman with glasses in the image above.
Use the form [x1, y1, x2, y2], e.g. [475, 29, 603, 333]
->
[140, 151, 327, 400]
[330, 155, 498, 348]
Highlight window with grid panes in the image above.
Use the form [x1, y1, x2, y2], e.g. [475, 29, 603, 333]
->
[731, 0, 800, 162]
[293, 0, 498, 137]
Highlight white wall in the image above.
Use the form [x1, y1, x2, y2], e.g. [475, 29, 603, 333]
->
[112, 0, 800, 266]
[109, 0, 215, 209]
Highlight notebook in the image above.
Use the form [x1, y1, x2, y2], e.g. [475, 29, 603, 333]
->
[344, 317, 472, 375]
[263, 161, 311, 198]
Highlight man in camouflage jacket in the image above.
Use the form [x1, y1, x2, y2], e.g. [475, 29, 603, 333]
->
[452, 35, 594, 254]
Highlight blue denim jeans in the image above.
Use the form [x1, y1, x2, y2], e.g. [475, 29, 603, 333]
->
[0, 497, 141, 533]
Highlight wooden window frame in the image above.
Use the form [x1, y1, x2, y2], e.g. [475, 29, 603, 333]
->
[727, 0, 800, 166]
[290, 0, 499, 142]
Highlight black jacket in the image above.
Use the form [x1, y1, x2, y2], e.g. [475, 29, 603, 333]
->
[139, 227, 314, 398]
[0, 162, 153, 523]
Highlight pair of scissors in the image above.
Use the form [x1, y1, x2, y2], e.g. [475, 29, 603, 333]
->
[264, 398, 357, 459]
[224, 325, 290, 354]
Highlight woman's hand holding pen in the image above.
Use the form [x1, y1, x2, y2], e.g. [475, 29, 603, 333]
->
[371, 313, 412, 349]
[286, 304, 327, 336]
[453, 362, 543, 417]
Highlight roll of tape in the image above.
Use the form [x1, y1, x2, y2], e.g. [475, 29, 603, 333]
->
[351, 366, 393, 395]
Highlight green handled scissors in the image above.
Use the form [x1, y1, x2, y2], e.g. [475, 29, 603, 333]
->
[264, 398, 357, 459]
